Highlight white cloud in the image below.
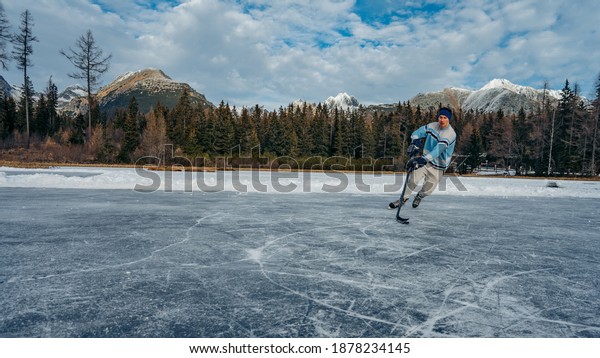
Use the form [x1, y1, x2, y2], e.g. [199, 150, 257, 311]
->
[1, 0, 599, 110]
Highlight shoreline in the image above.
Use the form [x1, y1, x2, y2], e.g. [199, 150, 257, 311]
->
[1, 160, 599, 181]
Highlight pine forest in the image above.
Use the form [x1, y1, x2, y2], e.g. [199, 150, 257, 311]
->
[1, 78, 600, 177]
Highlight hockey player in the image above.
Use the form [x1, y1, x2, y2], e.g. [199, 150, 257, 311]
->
[389, 107, 456, 209]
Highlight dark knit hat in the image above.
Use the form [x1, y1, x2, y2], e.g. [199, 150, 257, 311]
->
[437, 107, 453, 121]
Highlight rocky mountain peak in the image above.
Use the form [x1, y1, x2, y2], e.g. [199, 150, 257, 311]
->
[326, 92, 360, 110]
[481, 78, 519, 91]
[56, 68, 214, 116]
[81, 68, 213, 114]
[407, 79, 563, 114]
[97, 68, 178, 98]
[57, 84, 87, 104]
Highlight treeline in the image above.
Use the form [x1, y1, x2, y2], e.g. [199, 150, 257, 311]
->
[456, 78, 600, 176]
[1, 77, 599, 176]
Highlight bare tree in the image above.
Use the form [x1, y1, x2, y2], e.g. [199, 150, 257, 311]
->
[11, 10, 37, 147]
[60, 30, 111, 139]
[0, 2, 11, 71]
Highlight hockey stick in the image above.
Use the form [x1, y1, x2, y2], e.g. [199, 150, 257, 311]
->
[395, 169, 412, 224]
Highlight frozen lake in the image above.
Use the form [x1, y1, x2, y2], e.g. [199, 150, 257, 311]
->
[0, 167, 599, 337]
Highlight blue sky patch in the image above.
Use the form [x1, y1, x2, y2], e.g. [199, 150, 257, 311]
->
[353, 0, 446, 26]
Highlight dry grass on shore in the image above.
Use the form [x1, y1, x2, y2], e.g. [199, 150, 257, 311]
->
[1, 159, 599, 181]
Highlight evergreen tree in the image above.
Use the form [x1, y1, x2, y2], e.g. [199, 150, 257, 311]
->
[238, 106, 259, 155]
[567, 87, 587, 174]
[16, 76, 34, 133]
[379, 111, 402, 158]
[479, 112, 494, 154]
[188, 105, 207, 155]
[69, 113, 86, 145]
[400, 102, 418, 157]
[267, 107, 286, 156]
[349, 109, 365, 158]
[263, 110, 280, 155]
[153, 101, 170, 130]
[330, 108, 344, 156]
[0, 94, 16, 137]
[112, 108, 127, 130]
[295, 103, 314, 157]
[529, 82, 551, 175]
[202, 109, 217, 153]
[45, 77, 58, 136]
[414, 105, 424, 127]
[372, 112, 387, 158]
[212, 101, 235, 154]
[96, 124, 116, 163]
[182, 103, 202, 156]
[465, 126, 484, 171]
[280, 107, 298, 157]
[397, 103, 413, 158]
[118, 97, 140, 162]
[310, 103, 329, 156]
[341, 109, 352, 156]
[11, 10, 38, 147]
[170, 91, 195, 149]
[252, 104, 264, 149]
[33, 93, 49, 136]
[554, 79, 578, 174]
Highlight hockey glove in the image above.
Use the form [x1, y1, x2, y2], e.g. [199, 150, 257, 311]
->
[407, 139, 421, 157]
[405, 156, 428, 171]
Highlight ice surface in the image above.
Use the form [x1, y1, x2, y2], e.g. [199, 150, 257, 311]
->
[0, 167, 599, 337]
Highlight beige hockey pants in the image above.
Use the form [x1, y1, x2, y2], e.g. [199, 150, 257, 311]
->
[402, 163, 444, 201]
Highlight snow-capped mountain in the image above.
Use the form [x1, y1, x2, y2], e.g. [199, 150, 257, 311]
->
[479, 78, 561, 98]
[462, 78, 562, 113]
[291, 93, 360, 111]
[56, 84, 89, 117]
[407, 87, 472, 112]
[0, 75, 12, 99]
[57, 85, 87, 106]
[291, 99, 309, 108]
[2, 75, 82, 106]
[325, 92, 359, 110]
[0, 79, 41, 103]
[408, 79, 563, 114]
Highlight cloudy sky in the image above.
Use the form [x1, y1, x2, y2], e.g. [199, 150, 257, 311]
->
[2, 0, 599, 109]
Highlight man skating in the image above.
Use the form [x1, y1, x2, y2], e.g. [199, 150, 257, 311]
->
[389, 107, 457, 209]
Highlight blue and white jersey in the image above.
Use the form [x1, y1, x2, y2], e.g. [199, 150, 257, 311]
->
[411, 122, 456, 170]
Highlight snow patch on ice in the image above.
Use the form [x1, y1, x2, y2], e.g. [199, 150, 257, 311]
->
[1, 166, 598, 198]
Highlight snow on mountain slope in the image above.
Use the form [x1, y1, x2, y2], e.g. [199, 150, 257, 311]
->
[57, 85, 87, 105]
[410, 79, 563, 114]
[325, 92, 360, 110]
